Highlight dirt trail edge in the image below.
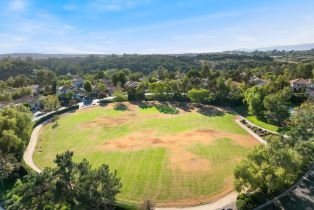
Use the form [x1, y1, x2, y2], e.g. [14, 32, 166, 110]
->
[23, 124, 42, 173]
[156, 192, 237, 210]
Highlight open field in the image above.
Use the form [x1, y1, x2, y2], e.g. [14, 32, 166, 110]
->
[34, 102, 258, 207]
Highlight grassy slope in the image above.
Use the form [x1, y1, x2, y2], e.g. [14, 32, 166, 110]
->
[232, 105, 279, 132]
[34, 105, 255, 204]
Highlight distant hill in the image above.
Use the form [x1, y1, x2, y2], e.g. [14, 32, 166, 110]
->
[255, 43, 314, 51]
[0, 53, 108, 60]
[1, 44, 314, 59]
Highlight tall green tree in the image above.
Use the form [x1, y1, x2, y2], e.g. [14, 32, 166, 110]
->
[244, 86, 266, 116]
[187, 88, 211, 104]
[287, 101, 314, 143]
[84, 81, 92, 94]
[135, 81, 149, 100]
[36, 69, 57, 88]
[0, 105, 32, 158]
[234, 136, 302, 195]
[0, 153, 16, 185]
[263, 87, 291, 124]
[201, 63, 211, 78]
[40, 95, 60, 112]
[112, 71, 127, 87]
[5, 151, 122, 210]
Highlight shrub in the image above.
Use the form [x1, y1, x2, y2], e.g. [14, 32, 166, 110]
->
[114, 90, 127, 102]
[236, 199, 249, 210]
[33, 105, 79, 127]
[155, 104, 178, 114]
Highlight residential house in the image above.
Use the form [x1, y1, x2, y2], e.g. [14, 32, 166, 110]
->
[98, 79, 116, 96]
[289, 78, 314, 97]
[0, 95, 40, 111]
[289, 78, 309, 90]
[72, 78, 84, 88]
[56, 86, 73, 96]
[73, 88, 86, 100]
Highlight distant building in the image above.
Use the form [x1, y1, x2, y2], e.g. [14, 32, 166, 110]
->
[56, 86, 73, 96]
[29, 85, 40, 95]
[250, 76, 269, 86]
[124, 81, 139, 89]
[73, 88, 85, 99]
[289, 78, 314, 97]
[0, 95, 40, 111]
[99, 79, 116, 95]
[289, 78, 310, 90]
[72, 78, 84, 88]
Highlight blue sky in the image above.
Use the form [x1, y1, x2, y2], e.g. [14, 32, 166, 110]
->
[0, 0, 314, 54]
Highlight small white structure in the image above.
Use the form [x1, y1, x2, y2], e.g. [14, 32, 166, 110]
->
[250, 76, 269, 86]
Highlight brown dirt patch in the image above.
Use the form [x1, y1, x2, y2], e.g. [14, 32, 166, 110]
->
[99, 129, 257, 171]
[78, 103, 179, 129]
[80, 117, 130, 128]
[169, 148, 211, 171]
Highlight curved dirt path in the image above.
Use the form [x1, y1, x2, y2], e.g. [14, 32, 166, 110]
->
[23, 104, 268, 209]
[156, 192, 237, 210]
[23, 124, 42, 173]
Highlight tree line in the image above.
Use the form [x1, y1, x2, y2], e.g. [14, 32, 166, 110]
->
[234, 101, 314, 210]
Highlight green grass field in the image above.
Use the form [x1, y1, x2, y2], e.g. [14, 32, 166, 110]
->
[34, 103, 257, 206]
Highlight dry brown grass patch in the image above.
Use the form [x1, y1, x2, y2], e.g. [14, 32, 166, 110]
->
[98, 129, 257, 171]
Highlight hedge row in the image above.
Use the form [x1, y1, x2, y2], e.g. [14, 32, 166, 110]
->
[33, 105, 79, 128]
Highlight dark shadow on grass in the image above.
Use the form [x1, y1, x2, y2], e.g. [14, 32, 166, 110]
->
[114, 103, 128, 111]
[130, 101, 153, 109]
[52, 123, 59, 129]
[172, 102, 194, 112]
[197, 106, 225, 117]
[99, 102, 109, 107]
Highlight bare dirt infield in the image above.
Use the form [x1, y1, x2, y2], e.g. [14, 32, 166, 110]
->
[35, 102, 259, 207]
[100, 129, 256, 172]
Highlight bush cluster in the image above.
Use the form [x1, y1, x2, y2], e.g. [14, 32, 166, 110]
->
[33, 104, 79, 127]
[155, 104, 178, 114]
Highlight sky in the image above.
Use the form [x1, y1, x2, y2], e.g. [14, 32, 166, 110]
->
[0, 0, 314, 54]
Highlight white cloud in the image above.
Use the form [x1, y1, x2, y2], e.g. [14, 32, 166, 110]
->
[64, 25, 74, 28]
[90, 0, 153, 12]
[8, 0, 28, 11]
[62, 4, 78, 11]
